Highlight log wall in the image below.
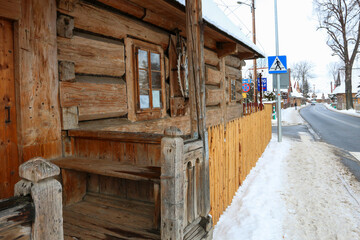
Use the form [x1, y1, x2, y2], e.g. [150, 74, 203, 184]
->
[208, 104, 272, 225]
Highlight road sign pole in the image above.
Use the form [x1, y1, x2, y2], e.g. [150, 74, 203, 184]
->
[274, 0, 282, 142]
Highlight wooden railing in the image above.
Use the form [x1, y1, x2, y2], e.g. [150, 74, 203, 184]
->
[0, 158, 63, 240]
[209, 104, 272, 224]
[243, 102, 264, 115]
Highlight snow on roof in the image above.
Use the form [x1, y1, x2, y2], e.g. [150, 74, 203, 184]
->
[173, 0, 265, 57]
[333, 82, 358, 94]
[333, 68, 360, 94]
[290, 91, 303, 98]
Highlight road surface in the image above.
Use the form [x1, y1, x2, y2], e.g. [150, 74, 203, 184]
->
[300, 104, 360, 180]
[300, 104, 360, 152]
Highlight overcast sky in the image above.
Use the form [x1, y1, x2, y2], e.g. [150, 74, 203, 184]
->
[214, 0, 348, 95]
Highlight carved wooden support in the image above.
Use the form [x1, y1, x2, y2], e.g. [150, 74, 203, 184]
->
[161, 127, 185, 240]
[14, 157, 64, 240]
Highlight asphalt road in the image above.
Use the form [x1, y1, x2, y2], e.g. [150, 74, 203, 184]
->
[300, 104, 360, 181]
[300, 104, 360, 152]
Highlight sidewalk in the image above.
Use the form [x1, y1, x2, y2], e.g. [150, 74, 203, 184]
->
[213, 110, 360, 240]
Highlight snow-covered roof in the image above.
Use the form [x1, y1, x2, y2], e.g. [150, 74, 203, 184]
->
[290, 91, 303, 98]
[173, 0, 265, 57]
[333, 82, 358, 94]
[333, 68, 360, 94]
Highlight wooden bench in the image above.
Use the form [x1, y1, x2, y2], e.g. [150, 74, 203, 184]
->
[52, 157, 161, 183]
[51, 157, 161, 240]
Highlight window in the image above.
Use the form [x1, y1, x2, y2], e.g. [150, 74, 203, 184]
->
[230, 78, 237, 102]
[125, 38, 166, 121]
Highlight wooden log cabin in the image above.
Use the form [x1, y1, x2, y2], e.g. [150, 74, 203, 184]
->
[0, 0, 264, 239]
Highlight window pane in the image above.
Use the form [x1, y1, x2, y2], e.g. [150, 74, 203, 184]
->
[151, 71, 161, 89]
[231, 79, 236, 101]
[151, 52, 160, 70]
[152, 90, 161, 108]
[140, 91, 150, 109]
[138, 49, 148, 69]
[139, 70, 149, 90]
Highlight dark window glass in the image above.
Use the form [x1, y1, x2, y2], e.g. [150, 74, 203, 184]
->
[151, 71, 161, 89]
[151, 52, 160, 71]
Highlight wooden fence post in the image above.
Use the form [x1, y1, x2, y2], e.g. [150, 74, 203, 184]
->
[14, 157, 64, 240]
[161, 126, 184, 240]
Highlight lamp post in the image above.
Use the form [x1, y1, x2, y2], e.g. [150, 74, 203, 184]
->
[274, 0, 282, 142]
[237, 0, 257, 103]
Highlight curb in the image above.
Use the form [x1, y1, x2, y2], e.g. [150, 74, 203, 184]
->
[299, 106, 321, 141]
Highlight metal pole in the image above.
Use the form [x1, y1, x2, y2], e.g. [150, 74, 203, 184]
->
[274, 0, 282, 142]
[252, 0, 257, 103]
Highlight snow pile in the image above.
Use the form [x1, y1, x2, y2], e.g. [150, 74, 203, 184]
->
[213, 136, 290, 239]
[324, 103, 360, 117]
[272, 106, 305, 126]
[214, 133, 360, 240]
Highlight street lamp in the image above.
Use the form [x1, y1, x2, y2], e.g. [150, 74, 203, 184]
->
[237, 1, 257, 103]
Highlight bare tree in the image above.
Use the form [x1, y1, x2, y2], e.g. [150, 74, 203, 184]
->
[314, 0, 360, 109]
[292, 61, 315, 98]
[327, 61, 342, 86]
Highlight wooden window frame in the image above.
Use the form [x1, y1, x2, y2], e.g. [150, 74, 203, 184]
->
[125, 38, 166, 121]
[229, 77, 237, 103]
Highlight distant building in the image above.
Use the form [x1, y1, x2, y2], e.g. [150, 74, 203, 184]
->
[333, 68, 360, 110]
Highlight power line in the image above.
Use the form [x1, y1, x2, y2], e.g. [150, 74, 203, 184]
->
[214, 0, 267, 54]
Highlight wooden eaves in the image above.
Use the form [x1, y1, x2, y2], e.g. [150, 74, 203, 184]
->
[94, 0, 264, 60]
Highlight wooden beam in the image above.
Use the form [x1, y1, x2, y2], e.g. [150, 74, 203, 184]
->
[57, 36, 125, 77]
[225, 65, 242, 78]
[185, 0, 210, 221]
[57, 1, 169, 49]
[225, 55, 243, 69]
[0, 0, 21, 20]
[97, 0, 145, 18]
[205, 86, 223, 107]
[205, 67, 221, 86]
[59, 81, 127, 121]
[237, 52, 255, 60]
[52, 157, 161, 182]
[186, 0, 205, 139]
[216, 42, 237, 58]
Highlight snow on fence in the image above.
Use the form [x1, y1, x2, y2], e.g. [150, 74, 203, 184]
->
[208, 105, 272, 224]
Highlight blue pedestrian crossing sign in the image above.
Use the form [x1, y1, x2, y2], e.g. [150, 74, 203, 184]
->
[268, 55, 287, 74]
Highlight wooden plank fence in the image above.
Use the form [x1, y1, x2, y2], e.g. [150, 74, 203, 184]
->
[208, 104, 272, 224]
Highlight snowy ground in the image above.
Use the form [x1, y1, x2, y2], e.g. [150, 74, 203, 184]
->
[213, 107, 360, 240]
[324, 103, 360, 118]
[272, 106, 305, 126]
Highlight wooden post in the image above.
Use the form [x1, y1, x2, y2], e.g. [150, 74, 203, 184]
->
[161, 127, 184, 240]
[185, 0, 210, 218]
[14, 157, 64, 240]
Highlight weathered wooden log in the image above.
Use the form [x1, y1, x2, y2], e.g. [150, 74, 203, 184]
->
[224, 55, 245, 69]
[161, 127, 185, 240]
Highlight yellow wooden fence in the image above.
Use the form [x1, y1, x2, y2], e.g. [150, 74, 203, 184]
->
[208, 105, 272, 225]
